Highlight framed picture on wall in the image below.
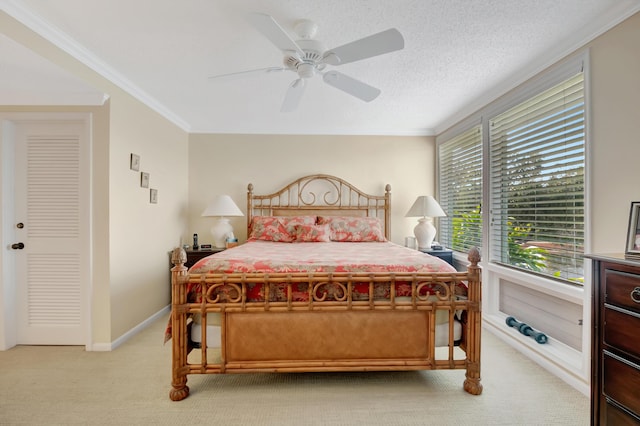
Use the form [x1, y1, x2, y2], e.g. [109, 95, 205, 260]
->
[150, 188, 158, 204]
[625, 201, 640, 259]
[130, 153, 140, 171]
[140, 172, 150, 188]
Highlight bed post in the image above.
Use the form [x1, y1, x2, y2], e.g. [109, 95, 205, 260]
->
[384, 184, 391, 240]
[169, 247, 190, 401]
[247, 183, 254, 235]
[463, 247, 483, 395]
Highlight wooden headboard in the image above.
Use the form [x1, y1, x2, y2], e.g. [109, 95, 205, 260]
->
[247, 174, 391, 239]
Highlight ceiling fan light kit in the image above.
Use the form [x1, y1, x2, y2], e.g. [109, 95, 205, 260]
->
[209, 12, 405, 112]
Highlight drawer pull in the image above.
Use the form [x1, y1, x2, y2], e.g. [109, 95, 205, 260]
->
[632, 287, 640, 303]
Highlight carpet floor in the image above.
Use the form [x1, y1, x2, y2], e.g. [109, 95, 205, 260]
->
[0, 314, 589, 425]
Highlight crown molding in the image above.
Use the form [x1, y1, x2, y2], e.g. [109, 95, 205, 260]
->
[1, 0, 191, 131]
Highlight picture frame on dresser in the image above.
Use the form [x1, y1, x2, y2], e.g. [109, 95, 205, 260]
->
[625, 201, 640, 259]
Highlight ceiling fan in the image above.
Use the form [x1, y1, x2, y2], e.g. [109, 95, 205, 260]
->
[209, 13, 405, 112]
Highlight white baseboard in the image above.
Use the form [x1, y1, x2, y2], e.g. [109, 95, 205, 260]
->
[89, 305, 170, 352]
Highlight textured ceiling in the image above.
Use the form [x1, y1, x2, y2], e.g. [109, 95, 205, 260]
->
[1, 0, 639, 135]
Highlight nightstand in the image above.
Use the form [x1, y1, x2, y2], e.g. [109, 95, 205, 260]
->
[419, 248, 454, 266]
[168, 248, 225, 294]
[184, 248, 225, 268]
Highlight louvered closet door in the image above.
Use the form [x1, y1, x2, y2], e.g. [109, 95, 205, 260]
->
[14, 120, 88, 345]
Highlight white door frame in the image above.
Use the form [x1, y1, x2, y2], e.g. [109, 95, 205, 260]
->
[0, 112, 92, 350]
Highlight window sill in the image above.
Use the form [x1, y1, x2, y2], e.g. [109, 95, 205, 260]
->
[484, 261, 585, 305]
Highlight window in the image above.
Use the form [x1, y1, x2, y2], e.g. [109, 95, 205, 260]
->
[438, 125, 483, 253]
[489, 72, 585, 283]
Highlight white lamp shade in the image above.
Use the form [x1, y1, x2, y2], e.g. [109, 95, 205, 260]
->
[201, 195, 244, 217]
[405, 195, 446, 218]
[405, 196, 446, 250]
[202, 195, 244, 248]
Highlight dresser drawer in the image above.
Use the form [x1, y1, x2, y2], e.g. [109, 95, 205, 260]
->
[603, 351, 640, 417]
[604, 269, 640, 314]
[604, 306, 640, 359]
[604, 399, 640, 426]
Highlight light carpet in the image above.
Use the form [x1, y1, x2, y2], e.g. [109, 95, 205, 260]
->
[0, 314, 589, 425]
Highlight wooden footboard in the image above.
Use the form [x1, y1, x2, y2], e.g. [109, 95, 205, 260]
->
[169, 247, 482, 401]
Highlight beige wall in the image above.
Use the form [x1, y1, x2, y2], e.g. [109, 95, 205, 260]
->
[588, 11, 640, 253]
[187, 134, 436, 246]
[0, 11, 190, 346]
[107, 92, 188, 341]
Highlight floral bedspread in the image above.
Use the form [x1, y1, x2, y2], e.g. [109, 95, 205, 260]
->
[188, 241, 459, 301]
[190, 240, 455, 275]
[165, 241, 459, 343]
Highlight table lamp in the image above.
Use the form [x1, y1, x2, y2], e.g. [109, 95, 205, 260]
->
[405, 195, 446, 249]
[201, 195, 244, 248]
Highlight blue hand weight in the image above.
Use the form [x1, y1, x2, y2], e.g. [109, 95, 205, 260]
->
[505, 316, 548, 344]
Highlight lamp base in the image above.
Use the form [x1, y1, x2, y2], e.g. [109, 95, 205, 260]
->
[414, 217, 436, 250]
[210, 218, 233, 248]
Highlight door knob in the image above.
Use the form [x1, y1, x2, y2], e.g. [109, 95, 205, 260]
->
[11, 242, 24, 250]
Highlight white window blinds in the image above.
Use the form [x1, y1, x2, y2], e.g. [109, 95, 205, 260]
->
[438, 125, 483, 253]
[489, 72, 585, 283]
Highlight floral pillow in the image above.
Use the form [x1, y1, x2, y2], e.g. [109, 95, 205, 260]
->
[282, 215, 317, 228]
[317, 216, 386, 242]
[248, 216, 316, 242]
[292, 224, 331, 242]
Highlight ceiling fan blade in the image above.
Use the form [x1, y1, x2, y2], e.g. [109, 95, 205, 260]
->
[322, 28, 404, 66]
[281, 78, 306, 112]
[247, 13, 305, 56]
[208, 67, 286, 81]
[322, 71, 380, 102]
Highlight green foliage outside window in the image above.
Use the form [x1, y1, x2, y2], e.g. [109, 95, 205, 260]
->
[506, 218, 548, 272]
[451, 205, 482, 253]
[451, 205, 551, 273]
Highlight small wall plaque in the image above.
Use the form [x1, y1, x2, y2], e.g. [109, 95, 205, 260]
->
[130, 153, 140, 171]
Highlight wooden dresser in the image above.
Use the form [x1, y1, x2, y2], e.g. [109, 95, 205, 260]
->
[589, 253, 640, 425]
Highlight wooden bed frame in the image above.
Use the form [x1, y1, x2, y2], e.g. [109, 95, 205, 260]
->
[169, 174, 482, 401]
